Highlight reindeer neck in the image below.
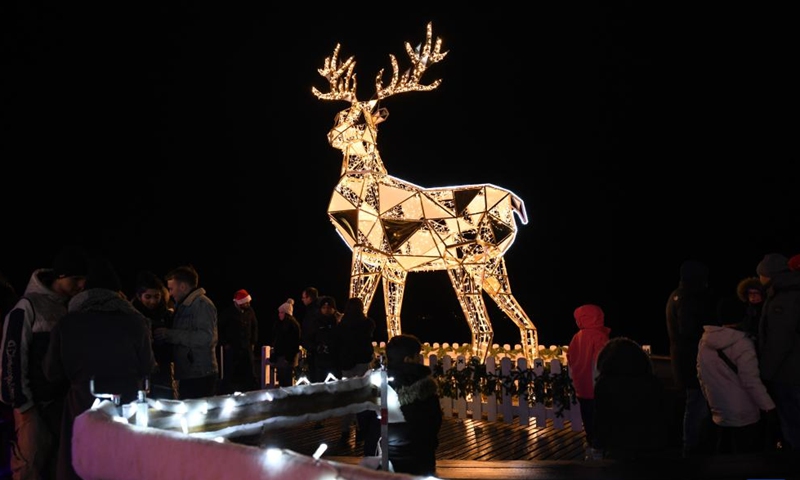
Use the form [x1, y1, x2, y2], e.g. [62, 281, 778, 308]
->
[341, 143, 387, 177]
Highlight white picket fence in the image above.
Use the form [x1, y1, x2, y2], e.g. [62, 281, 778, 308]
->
[257, 344, 583, 432]
[428, 353, 582, 431]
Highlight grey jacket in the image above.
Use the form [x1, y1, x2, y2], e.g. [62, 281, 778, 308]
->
[162, 288, 219, 380]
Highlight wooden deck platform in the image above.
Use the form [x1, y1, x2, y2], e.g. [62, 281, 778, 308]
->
[236, 415, 800, 480]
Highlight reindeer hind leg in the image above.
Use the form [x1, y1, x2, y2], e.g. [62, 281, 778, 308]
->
[482, 258, 538, 365]
[350, 247, 385, 314]
[447, 266, 493, 362]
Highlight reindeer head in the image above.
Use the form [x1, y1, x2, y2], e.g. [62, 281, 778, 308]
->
[312, 22, 448, 152]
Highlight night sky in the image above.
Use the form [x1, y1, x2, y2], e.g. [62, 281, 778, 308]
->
[2, 4, 794, 355]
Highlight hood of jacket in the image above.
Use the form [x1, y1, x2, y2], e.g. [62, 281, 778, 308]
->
[700, 325, 748, 350]
[736, 277, 763, 302]
[69, 288, 146, 321]
[573, 304, 609, 332]
[23, 268, 67, 303]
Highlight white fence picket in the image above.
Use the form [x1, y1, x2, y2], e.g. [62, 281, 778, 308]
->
[258, 343, 579, 433]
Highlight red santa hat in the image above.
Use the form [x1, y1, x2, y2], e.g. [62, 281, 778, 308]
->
[233, 289, 252, 305]
[789, 254, 800, 272]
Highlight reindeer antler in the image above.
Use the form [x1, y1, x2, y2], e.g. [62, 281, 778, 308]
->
[312, 43, 358, 102]
[375, 22, 448, 100]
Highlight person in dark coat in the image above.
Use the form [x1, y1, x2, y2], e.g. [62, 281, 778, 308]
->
[385, 334, 442, 476]
[43, 256, 154, 480]
[217, 289, 259, 394]
[311, 296, 342, 383]
[593, 337, 670, 460]
[735, 276, 765, 342]
[271, 298, 301, 388]
[336, 297, 378, 452]
[665, 259, 716, 456]
[756, 253, 800, 450]
[130, 270, 176, 399]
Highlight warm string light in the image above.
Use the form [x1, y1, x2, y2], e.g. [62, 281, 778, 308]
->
[312, 22, 539, 366]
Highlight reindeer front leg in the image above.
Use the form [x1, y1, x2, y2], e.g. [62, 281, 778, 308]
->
[448, 267, 493, 362]
[349, 246, 385, 314]
[381, 259, 408, 339]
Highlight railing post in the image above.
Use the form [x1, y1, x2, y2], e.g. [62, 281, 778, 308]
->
[517, 358, 530, 427]
[531, 358, 546, 428]
[440, 355, 453, 418]
[261, 345, 275, 389]
[549, 359, 565, 429]
[500, 357, 513, 423]
[455, 355, 467, 419]
[485, 356, 497, 422]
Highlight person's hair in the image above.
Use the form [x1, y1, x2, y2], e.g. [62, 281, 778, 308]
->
[135, 271, 165, 294]
[596, 337, 653, 377]
[386, 334, 422, 366]
[303, 287, 319, 300]
[342, 297, 365, 319]
[165, 265, 199, 288]
[84, 256, 122, 292]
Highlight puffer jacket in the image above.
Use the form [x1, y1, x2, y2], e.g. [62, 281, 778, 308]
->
[162, 288, 219, 380]
[697, 325, 775, 427]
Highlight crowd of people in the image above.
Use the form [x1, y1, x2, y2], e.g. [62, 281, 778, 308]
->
[0, 248, 445, 478]
[565, 252, 800, 463]
[2, 246, 799, 478]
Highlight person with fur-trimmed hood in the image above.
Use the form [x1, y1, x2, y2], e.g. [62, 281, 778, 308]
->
[384, 334, 442, 476]
[735, 276, 765, 342]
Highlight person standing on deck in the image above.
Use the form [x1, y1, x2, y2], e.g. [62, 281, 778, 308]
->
[567, 303, 610, 459]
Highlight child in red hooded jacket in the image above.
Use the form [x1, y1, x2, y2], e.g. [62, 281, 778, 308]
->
[567, 304, 611, 458]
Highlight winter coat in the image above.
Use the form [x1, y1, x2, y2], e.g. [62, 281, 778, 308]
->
[697, 325, 775, 427]
[132, 297, 175, 399]
[666, 261, 715, 389]
[567, 304, 610, 399]
[758, 270, 800, 385]
[0, 269, 70, 411]
[594, 338, 670, 460]
[161, 288, 219, 380]
[271, 314, 301, 364]
[386, 362, 442, 476]
[43, 288, 154, 480]
[337, 312, 376, 371]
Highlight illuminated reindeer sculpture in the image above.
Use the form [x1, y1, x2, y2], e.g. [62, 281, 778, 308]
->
[312, 23, 538, 364]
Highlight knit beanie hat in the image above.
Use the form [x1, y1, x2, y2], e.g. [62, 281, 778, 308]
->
[234, 289, 252, 305]
[53, 245, 89, 279]
[278, 298, 294, 315]
[756, 253, 789, 277]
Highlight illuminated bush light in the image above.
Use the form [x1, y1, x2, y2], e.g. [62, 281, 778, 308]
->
[313, 22, 539, 366]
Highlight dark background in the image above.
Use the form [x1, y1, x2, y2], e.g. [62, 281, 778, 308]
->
[1, 4, 794, 355]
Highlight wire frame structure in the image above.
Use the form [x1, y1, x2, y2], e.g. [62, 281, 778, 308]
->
[312, 22, 538, 364]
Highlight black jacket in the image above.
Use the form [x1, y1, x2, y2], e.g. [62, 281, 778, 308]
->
[387, 362, 442, 476]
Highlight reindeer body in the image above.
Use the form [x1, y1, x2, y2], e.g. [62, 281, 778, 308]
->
[314, 24, 538, 364]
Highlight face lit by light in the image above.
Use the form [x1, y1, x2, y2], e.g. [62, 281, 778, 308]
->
[138, 288, 163, 310]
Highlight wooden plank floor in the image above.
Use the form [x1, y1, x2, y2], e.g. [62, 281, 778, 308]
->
[241, 415, 587, 461]
[233, 415, 800, 480]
